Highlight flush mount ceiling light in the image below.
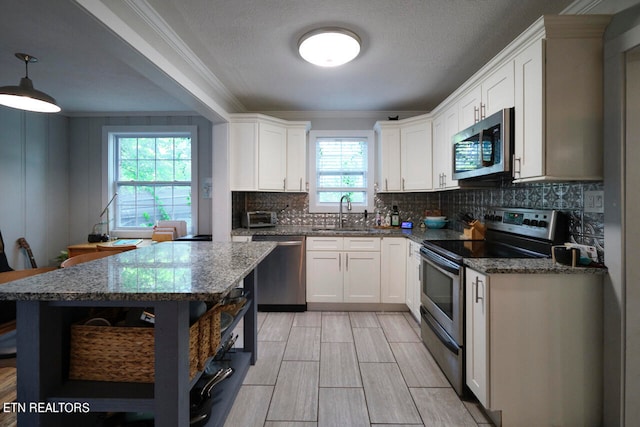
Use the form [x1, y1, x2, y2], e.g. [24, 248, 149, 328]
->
[298, 28, 361, 67]
[0, 53, 61, 113]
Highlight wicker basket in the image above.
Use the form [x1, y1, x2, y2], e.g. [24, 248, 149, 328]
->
[69, 305, 221, 383]
[220, 297, 247, 317]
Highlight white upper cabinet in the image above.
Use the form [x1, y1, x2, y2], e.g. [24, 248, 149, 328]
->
[285, 125, 308, 192]
[459, 61, 514, 130]
[512, 16, 610, 182]
[229, 120, 258, 191]
[258, 121, 287, 191]
[229, 114, 310, 191]
[400, 119, 432, 191]
[376, 124, 402, 192]
[432, 104, 459, 190]
[376, 116, 432, 192]
[482, 61, 515, 119]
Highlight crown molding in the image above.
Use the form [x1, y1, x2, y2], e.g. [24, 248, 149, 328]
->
[123, 0, 246, 113]
[561, 0, 603, 14]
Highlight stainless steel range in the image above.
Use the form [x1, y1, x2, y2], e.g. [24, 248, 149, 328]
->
[419, 207, 567, 396]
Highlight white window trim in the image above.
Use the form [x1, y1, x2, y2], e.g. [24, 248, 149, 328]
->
[102, 125, 198, 239]
[308, 130, 375, 214]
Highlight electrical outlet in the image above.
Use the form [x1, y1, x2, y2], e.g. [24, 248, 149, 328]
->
[584, 190, 604, 213]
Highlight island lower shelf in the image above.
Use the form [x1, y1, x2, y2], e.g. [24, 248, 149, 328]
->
[15, 276, 259, 427]
[47, 350, 252, 417]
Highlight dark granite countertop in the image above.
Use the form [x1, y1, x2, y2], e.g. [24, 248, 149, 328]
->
[465, 258, 608, 275]
[0, 241, 277, 302]
[232, 226, 607, 275]
[231, 225, 466, 245]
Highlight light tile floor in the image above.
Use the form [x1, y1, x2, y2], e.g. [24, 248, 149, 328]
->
[225, 311, 494, 427]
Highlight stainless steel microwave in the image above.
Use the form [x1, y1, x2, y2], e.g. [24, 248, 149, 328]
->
[452, 107, 514, 181]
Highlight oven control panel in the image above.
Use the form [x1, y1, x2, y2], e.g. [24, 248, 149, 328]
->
[484, 207, 566, 242]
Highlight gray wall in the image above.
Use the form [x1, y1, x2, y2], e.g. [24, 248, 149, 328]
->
[602, 2, 640, 425]
[68, 115, 213, 245]
[0, 107, 69, 267]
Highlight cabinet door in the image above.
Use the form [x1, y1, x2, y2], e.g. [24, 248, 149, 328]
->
[286, 126, 307, 192]
[258, 122, 287, 191]
[344, 237, 380, 252]
[514, 40, 544, 180]
[307, 251, 343, 302]
[229, 122, 258, 190]
[380, 238, 407, 304]
[344, 251, 381, 303]
[413, 251, 421, 320]
[307, 237, 344, 251]
[482, 61, 515, 117]
[377, 125, 402, 192]
[433, 106, 459, 189]
[401, 120, 432, 191]
[405, 241, 421, 320]
[432, 113, 446, 189]
[465, 268, 489, 407]
[458, 85, 482, 129]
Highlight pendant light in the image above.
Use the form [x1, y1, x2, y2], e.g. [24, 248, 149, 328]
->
[0, 53, 61, 113]
[298, 28, 361, 67]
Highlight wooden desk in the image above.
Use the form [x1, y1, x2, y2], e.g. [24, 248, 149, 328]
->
[67, 239, 152, 258]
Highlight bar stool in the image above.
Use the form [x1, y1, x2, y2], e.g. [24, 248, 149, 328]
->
[0, 267, 57, 359]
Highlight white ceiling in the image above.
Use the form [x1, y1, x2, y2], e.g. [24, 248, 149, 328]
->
[1, 0, 582, 119]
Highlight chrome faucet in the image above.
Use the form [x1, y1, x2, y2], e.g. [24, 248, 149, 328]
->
[339, 195, 352, 228]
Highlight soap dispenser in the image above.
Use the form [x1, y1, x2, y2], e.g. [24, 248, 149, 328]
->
[391, 205, 400, 227]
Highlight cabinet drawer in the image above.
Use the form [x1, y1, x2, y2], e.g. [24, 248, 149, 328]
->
[344, 237, 380, 252]
[307, 237, 344, 251]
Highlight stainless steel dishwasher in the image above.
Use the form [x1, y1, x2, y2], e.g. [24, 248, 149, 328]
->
[251, 235, 306, 311]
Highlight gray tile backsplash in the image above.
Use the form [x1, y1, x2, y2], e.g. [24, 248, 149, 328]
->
[232, 181, 605, 262]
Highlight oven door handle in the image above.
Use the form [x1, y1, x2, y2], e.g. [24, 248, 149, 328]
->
[420, 249, 461, 276]
[421, 306, 459, 355]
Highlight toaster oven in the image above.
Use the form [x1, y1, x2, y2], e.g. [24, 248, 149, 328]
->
[241, 211, 277, 228]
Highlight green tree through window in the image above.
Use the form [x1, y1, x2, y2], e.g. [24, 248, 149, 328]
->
[115, 135, 192, 230]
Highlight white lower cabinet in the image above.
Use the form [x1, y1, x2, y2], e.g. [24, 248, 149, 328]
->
[380, 237, 407, 303]
[405, 241, 421, 321]
[306, 251, 343, 302]
[306, 237, 380, 303]
[465, 269, 489, 406]
[464, 267, 603, 426]
[343, 252, 381, 303]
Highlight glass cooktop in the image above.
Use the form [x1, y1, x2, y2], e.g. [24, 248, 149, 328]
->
[422, 239, 548, 263]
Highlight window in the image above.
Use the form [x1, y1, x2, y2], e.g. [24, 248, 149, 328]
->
[104, 126, 198, 238]
[308, 130, 374, 213]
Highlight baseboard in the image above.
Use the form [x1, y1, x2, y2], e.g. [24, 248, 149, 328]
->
[306, 302, 409, 312]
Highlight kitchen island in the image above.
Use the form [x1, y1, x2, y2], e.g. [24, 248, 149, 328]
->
[0, 240, 276, 427]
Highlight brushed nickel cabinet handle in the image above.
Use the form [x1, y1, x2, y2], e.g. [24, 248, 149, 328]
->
[475, 277, 484, 303]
